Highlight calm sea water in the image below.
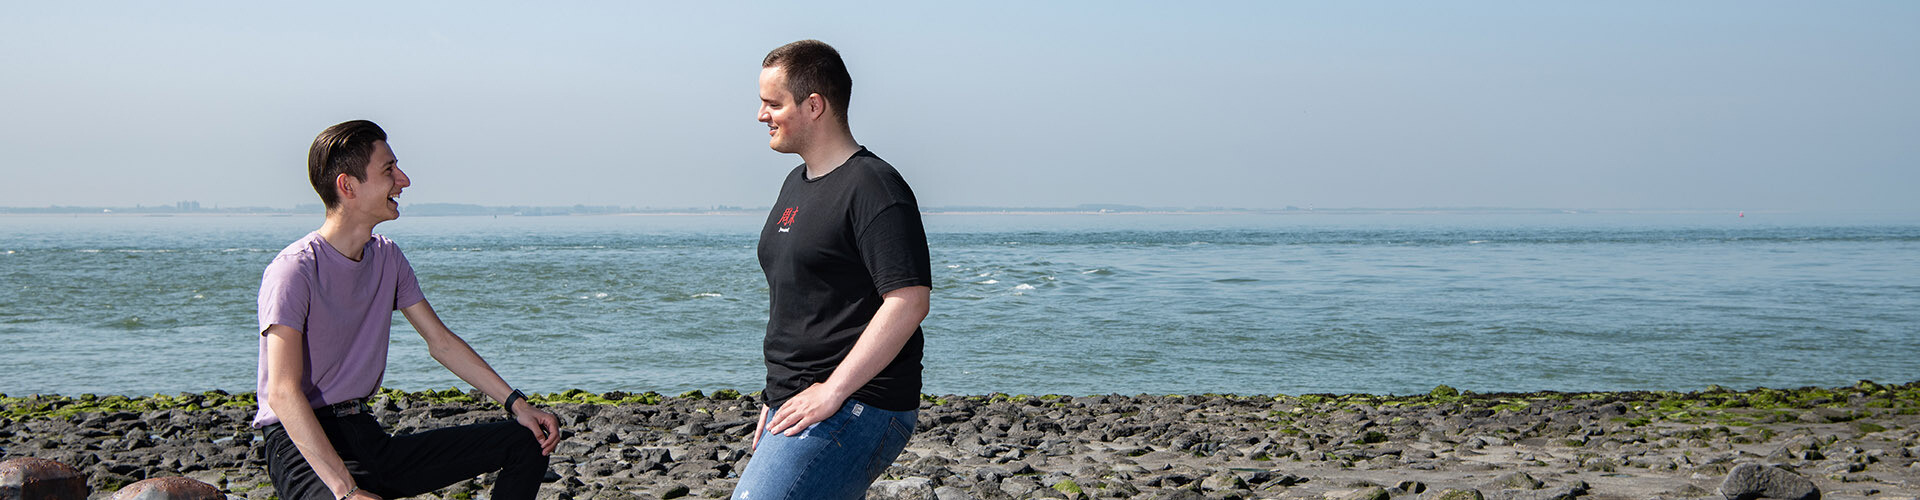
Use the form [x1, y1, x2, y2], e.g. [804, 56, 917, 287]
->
[2, 212, 1917, 397]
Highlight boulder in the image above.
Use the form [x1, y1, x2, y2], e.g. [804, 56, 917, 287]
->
[1425, 489, 1485, 500]
[0, 457, 90, 500]
[1198, 473, 1245, 491]
[109, 478, 222, 500]
[1337, 487, 1391, 500]
[1718, 463, 1818, 500]
[868, 478, 937, 500]
[1486, 471, 1543, 490]
[931, 486, 974, 500]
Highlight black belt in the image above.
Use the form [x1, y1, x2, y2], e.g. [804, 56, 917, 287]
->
[315, 398, 368, 418]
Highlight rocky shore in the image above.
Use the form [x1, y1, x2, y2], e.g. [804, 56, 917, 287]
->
[4, 382, 1918, 500]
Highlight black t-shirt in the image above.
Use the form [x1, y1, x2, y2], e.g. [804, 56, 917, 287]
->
[756, 148, 931, 412]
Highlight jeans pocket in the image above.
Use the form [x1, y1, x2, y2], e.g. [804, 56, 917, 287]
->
[860, 412, 916, 482]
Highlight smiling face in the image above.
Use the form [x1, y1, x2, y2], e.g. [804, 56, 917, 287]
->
[758, 65, 808, 154]
[339, 140, 409, 222]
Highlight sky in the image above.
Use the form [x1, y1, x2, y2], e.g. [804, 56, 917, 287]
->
[2, 2, 1917, 211]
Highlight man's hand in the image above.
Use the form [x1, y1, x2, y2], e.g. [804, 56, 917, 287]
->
[345, 489, 384, 500]
[512, 401, 561, 455]
[765, 383, 847, 437]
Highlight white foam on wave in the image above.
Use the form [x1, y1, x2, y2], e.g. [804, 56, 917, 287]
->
[977, 279, 999, 285]
[692, 292, 723, 298]
[595, 292, 609, 298]
[1468, 240, 1485, 244]
[946, 264, 960, 269]
[1013, 283, 1036, 290]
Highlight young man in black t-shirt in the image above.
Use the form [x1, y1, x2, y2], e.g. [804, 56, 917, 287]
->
[730, 40, 933, 500]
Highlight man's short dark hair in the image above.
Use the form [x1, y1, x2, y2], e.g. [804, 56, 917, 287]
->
[307, 120, 388, 209]
[763, 39, 852, 127]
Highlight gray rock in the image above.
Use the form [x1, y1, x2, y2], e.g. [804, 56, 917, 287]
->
[932, 486, 975, 500]
[997, 477, 1039, 498]
[1491, 484, 1585, 500]
[1425, 489, 1485, 500]
[1486, 472, 1543, 490]
[1718, 463, 1818, 500]
[1148, 489, 1205, 500]
[1663, 484, 1712, 498]
[1339, 487, 1391, 500]
[1198, 472, 1245, 491]
[868, 478, 937, 500]
[656, 483, 689, 499]
[1820, 461, 1863, 475]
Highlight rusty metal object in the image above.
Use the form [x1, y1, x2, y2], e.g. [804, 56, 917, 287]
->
[108, 477, 222, 500]
[0, 457, 89, 500]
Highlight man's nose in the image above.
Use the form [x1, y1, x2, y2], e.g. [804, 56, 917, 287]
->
[395, 168, 411, 188]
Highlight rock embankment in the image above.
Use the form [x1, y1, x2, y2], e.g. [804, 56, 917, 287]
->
[3, 382, 1918, 499]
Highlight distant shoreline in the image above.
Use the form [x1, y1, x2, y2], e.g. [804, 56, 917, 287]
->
[0, 207, 1786, 218]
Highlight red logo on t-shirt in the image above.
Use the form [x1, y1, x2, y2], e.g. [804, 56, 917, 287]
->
[778, 207, 799, 226]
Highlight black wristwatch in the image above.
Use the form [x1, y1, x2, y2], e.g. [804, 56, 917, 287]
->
[503, 389, 526, 417]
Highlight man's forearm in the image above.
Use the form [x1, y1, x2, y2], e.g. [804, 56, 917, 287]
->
[405, 301, 516, 404]
[429, 336, 517, 403]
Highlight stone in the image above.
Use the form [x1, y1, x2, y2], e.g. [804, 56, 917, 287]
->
[0, 457, 90, 500]
[997, 477, 1038, 498]
[1425, 489, 1485, 500]
[1718, 463, 1817, 500]
[1149, 489, 1205, 500]
[108, 478, 222, 500]
[1336, 487, 1391, 500]
[868, 478, 937, 500]
[932, 486, 974, 500]
[1666, 482, 1712, 496]
[1499, 484, 1585, 500]
[1199, 473, 1245, 491]
[1486, 471, 1543, 490]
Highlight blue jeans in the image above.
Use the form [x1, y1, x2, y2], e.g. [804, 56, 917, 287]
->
[730, 399, 917, 500]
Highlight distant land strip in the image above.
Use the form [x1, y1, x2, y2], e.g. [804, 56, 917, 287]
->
[0, 203, 1755, 216]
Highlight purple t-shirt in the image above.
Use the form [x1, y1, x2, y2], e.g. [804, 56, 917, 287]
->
[252, 232, 424, 428]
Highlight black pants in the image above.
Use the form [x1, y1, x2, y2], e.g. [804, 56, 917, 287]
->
[263, 413, 547, 500]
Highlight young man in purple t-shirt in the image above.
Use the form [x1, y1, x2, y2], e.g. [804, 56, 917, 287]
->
[254, 120, 561, 500]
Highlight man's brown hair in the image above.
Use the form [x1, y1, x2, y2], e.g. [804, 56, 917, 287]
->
[307, 120, 387, 209]
[763, 39, 853, 127]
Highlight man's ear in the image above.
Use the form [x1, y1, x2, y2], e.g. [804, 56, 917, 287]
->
[805, 93, 827, 121]
[335, 173, 356, 201]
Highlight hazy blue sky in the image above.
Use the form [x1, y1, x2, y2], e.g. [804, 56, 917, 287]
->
[4, 2, 1916, 210]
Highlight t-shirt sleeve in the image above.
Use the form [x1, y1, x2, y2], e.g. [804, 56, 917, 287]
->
[855, 203, 933, 294]
[257, 259, 310, 335]
[393, 249, 426, 310]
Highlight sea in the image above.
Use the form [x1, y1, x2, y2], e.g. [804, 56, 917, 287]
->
[2, 211, 1916, 398]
